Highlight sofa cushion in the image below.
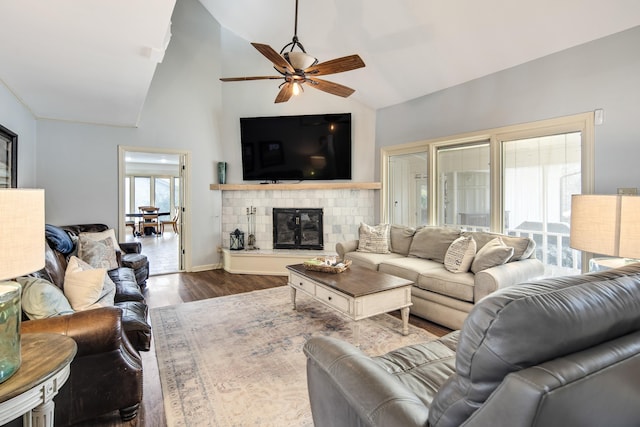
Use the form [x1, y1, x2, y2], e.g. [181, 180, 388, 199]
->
[444, 236, 476, 273]
[357, 223, 391, 254]
[345, 251, 404, 271]
[17, 276, 74, 320]
[418, 268, 475, 302]
[470, 237, 514, 273]
[379, 257, 442, 282]
[390, 225, 416, 256]
[373, 331, 460, 408]
[409, 227, 461, 263]
[467, 231, 535, 261]
[78, 235, 119, 270]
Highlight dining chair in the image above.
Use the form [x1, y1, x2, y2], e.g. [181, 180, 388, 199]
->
[125, 219, 137, 236]
[161, 207, 181, 234]
[138, 206, 161, 236]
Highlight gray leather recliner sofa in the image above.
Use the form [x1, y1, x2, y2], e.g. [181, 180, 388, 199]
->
[303, 263, 640, 427]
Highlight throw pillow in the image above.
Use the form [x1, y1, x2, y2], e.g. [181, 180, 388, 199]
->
[444, 236, 477, 273]
[467, 232, 536, 261]
[470, 237, 515, 273]
[17, 276, 74, 320]
[79, 228, 122, 253]
[63, 256, 116, 311]
[78, 235, 118, 270]
[357, 223, 391, 254]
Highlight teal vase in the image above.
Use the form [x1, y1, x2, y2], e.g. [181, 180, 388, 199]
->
[0, 282, 21, 383]
[218, 162, 227, 184]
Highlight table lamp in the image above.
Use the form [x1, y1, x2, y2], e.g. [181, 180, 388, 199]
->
[0, 189, 45, 383]
[570, 194, 640, 262]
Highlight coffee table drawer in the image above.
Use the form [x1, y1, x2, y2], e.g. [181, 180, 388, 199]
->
[316, 286, 350, 312]
[289, 272, 316, 295]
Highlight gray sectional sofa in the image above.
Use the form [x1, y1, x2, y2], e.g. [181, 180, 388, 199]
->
[336, 225, 545, 329]
[304, 263, 640, 427]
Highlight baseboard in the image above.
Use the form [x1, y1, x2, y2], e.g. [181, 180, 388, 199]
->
[190, 263, 219, 272]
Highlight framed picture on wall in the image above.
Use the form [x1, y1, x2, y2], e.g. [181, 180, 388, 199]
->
[0, 124, 17, 188]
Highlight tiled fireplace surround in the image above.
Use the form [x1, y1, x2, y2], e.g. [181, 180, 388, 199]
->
[221, 187, 378, 253]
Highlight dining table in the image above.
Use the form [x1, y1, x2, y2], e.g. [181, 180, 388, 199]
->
[125, 212, 170, 236]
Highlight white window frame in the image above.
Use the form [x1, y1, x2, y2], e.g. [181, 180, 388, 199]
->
[381, 112, 595, 235]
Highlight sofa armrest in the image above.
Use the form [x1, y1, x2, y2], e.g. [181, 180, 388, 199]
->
[119, 242, 142, 254]
[21, 306, 134, 357]
[473, 258, 545, 302]
[303, 336, 430, 427]
[336, 240, 359, 260]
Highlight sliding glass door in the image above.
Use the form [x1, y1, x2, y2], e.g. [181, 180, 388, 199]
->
[503, 132, 582, 275]
[387, 151, 428, 227]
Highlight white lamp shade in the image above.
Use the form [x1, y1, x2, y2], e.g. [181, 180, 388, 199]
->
[0, 189, 45, 281]
[619, 196, 640, 258]
[284, 51, 317, 70]
[570, 194, 640, 258]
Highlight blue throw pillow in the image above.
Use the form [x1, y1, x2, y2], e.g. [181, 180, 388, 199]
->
[45, 224, 74, 254]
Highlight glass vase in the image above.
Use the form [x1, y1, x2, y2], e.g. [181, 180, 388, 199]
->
[0, 282, 21, 383]
[217, 162, 227, 184]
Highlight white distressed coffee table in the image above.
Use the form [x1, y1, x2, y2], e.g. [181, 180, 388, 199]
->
[287, 263, 413, 335]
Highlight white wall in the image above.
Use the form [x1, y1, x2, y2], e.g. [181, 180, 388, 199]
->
[218, 27, 377, 184]
[30, 0, 376, 271]
[376, 26, 640, 196]
[0, 82, 37, 188]
[34, 0, 223, 270]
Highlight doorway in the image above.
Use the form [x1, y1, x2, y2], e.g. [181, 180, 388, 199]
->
[118, 147, 189, 274]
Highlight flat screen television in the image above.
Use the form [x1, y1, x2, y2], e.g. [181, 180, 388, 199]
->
[240, 113, 352, 182]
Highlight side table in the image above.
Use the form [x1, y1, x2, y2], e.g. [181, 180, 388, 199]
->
[589, 257, 640, 272]
[0, 333, 77, 427]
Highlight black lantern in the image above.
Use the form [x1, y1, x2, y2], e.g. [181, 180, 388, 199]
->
[230, 229, 245, 250]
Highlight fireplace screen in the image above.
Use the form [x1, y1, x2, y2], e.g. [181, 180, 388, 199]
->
[272, 208, 323, 250]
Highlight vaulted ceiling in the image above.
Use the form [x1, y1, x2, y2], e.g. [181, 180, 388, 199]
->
[1, 0, 639, 127]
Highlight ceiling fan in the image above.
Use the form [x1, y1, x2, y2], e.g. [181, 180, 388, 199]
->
[220, 0, 365, 103]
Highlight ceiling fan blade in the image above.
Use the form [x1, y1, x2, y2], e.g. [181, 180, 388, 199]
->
[251, 43, 295, 74]
[306, 77, 355, 98]
[220, 76, 283, 82]
[275, 83, 294, 103]
[305, 55, 365, 76]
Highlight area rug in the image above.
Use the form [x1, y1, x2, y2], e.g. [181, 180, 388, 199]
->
[151, 286, 437, 426]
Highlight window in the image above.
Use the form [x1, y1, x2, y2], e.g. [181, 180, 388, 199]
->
[134, 177, 151, 209]
[127, 176, 178, 215]
[155, 178, 171, 213]
[436, 143, 490, 230]
[382, 113, 594, 275]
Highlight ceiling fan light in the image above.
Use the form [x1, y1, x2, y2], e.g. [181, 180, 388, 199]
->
[292, 82, 302, 96]
[284, 51, 317, 71]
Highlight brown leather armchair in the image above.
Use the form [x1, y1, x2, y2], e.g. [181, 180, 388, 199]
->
[22, 307, 143, 425]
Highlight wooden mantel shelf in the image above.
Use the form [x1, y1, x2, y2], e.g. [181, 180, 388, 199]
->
[210, 182, 381, 191]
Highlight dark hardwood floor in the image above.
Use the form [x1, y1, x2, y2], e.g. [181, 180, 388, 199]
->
[74, 269, 451, 427]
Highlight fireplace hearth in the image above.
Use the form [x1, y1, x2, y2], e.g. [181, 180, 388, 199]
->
[273, 208, 323, 250]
